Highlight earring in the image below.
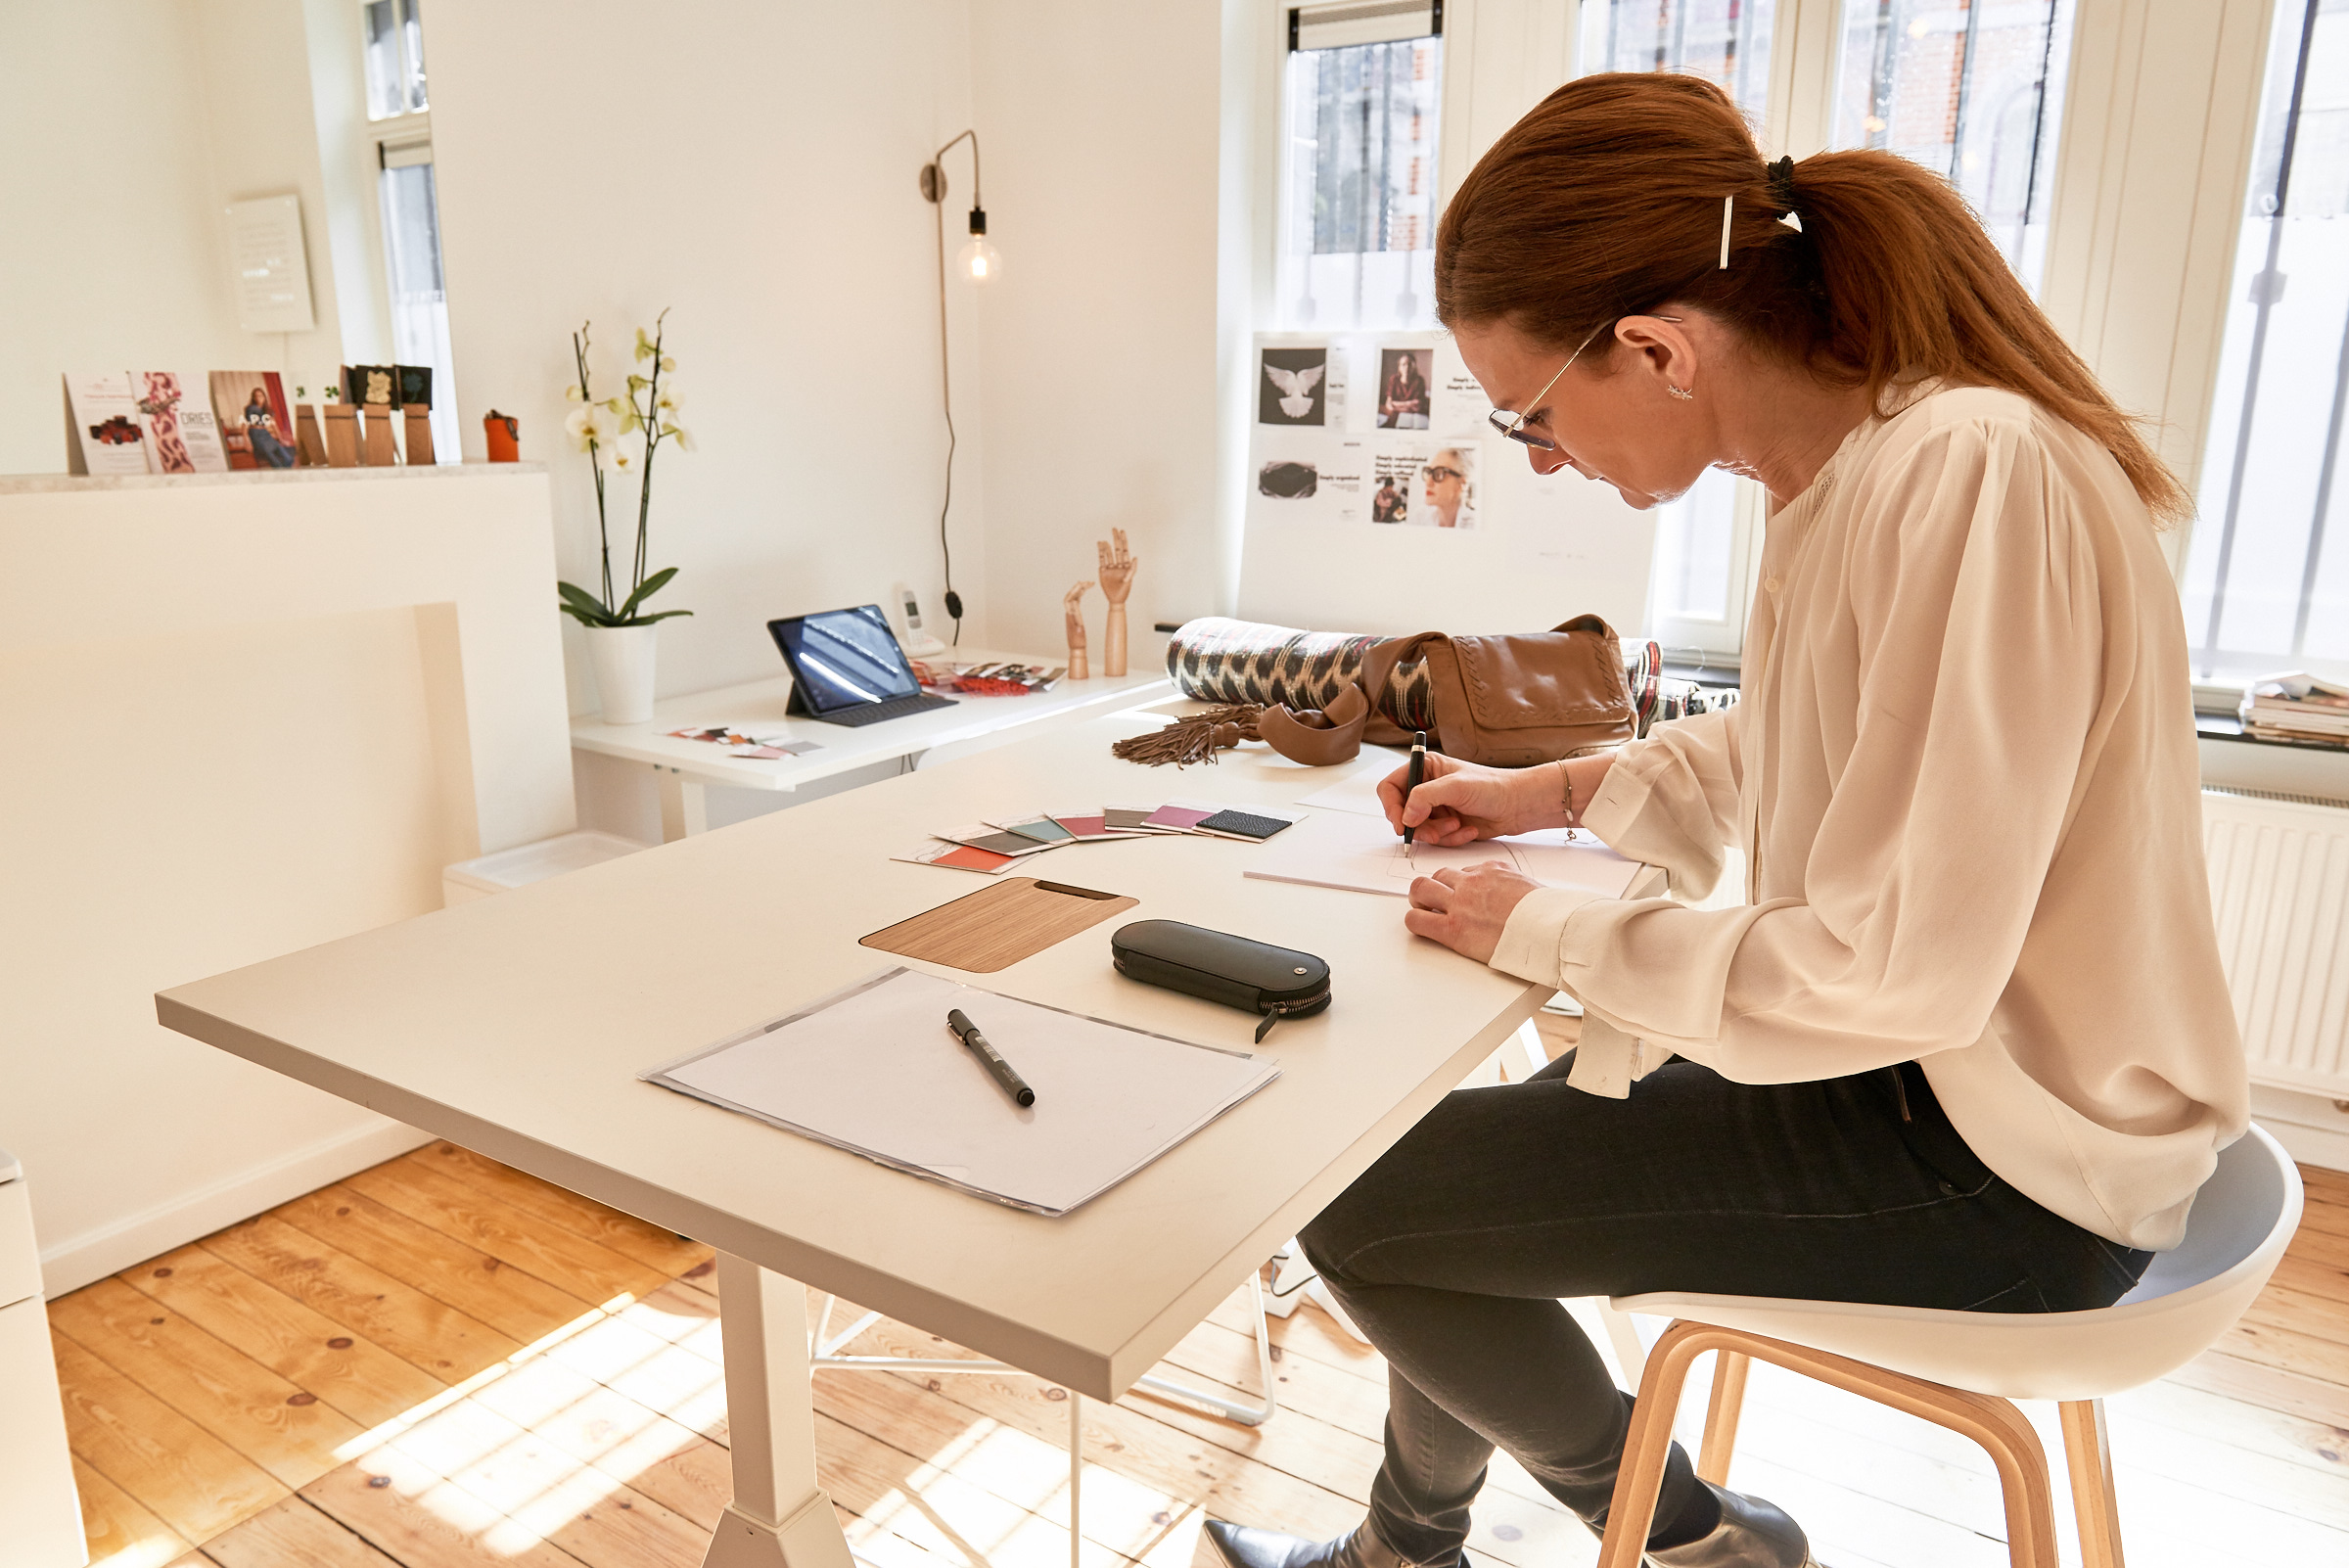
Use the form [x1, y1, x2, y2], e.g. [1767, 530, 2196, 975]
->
[1668, 385, 1694, 401]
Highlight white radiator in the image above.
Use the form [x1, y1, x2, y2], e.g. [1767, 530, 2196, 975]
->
[2203, 787, 2349, 1097]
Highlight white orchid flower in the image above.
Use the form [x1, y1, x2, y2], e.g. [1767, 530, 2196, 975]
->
[564, 384, 585, 402]
[654, 382, 684, 415]
[564, 404, 612, 453]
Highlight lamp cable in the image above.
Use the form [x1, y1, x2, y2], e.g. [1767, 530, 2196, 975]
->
[926, 130, 983, 645]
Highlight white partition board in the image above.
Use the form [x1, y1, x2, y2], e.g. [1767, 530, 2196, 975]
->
[1237, 332, 1656, 637]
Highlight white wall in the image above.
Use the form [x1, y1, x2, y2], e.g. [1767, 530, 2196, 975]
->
[0, 2, 361, 478]
[969, 0, 1228, 654]
[424, 0, 990, 723]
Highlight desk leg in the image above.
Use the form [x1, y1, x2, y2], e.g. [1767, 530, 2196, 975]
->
[658, 768, 711, 842]
[705, 1253, 856, 1568]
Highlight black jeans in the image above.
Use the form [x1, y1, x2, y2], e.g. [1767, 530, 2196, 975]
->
[1298, 1052, 2151, 1559]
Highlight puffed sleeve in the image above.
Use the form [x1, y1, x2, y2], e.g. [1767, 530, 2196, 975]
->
[1496, 416, 2105, 1081]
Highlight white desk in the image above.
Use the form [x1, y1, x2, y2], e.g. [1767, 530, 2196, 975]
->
[570, 650, 1172, 839]
[159, 715, 1575, 1568]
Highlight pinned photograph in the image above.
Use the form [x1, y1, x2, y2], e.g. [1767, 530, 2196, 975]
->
[1376, 346, 1432, 429]
[1259, 459, 1318, 499]
[1370, 471, 1408, 524]
[1416, 443, 1476, 530]
[1258, 346, 1328, 426]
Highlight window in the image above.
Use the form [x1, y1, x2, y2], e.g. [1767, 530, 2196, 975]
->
[362, 0, 428, 120]
[2180, 0, 2349, 682]
[1576, 0, 1774, 120]
[358, 0, 458, 462]
[1830, 0, 2078, 293]
[1574, 2, 1778, 662]
[1275, 4, 1445, 332]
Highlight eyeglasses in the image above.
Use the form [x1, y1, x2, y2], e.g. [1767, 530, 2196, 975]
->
[1421, 465, 1465, 483]
[1486, 316, 1682, 451]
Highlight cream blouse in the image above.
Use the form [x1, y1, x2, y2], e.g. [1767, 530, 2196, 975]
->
[1491, 384, 2248, 1250]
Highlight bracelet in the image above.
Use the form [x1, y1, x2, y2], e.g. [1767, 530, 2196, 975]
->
[1557, 759, 1577, 827]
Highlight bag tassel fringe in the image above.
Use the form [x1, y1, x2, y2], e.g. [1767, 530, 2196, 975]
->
[1111, 704, 1264, 767]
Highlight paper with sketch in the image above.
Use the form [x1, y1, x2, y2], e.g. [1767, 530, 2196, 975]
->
[641, 969, 1279, 1217]
[1293, 760, 1403, 818]
[1245, 809, 1642, 900]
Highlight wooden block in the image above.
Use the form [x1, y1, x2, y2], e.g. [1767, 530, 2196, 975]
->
[272, 1185, 597, 1346]
[300, 1449, 580, 1568]
[321, 404, 359, 468]
[50, 1331, 287, 1543]
[860, 875, 1138, 972]
[402, 408, 435, 466]
[49, 1276, 367, 1489]
[120, 1244, 444, 1430]
[294, 404, 329, 467]
[359, 409, 399, 467]
[201, 1494, 403, 1568]
[70, 1453, 194, 1568]
[343, 1156, 668, 1309]
[199, 1215, 521, 1383]
[402, 1142, 714, 1277]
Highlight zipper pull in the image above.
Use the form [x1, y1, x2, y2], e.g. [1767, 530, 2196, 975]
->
[1256, 1007, 1283, 1043]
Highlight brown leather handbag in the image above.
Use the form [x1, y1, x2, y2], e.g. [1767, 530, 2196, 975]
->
[1257, 615, 1635, 767]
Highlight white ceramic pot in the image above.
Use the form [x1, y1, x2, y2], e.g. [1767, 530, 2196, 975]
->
[586, 623, 660, 724]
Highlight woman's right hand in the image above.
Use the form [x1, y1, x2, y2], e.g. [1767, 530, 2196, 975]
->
[1379, 754, 1551, 846]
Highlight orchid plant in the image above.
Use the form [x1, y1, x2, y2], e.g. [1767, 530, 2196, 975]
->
[557, 310, 696, 628]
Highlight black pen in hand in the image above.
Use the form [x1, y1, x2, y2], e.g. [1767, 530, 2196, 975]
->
[946, 1008, 1036, 1107]
[1403, 730, 1427, 846]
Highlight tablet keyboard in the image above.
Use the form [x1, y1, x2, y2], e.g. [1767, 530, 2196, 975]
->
[810, 692, 960, 726]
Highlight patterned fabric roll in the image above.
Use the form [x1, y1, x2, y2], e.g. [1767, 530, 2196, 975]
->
[1164, 618, 1438, 730]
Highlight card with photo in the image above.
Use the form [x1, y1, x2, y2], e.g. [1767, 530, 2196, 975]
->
[132, 370, 229, 473]
[210, 372, 299, 470]
[1258, 345, 1331, 427]
[1375, 346, 1433, 430]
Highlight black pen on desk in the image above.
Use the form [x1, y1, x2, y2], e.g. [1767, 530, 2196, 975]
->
[946, 1008, 1036, 1107]
[1403, 730, 1427, 846]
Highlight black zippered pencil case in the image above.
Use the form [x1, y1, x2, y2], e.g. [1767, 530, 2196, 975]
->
[1109, 919, 1331, 1041]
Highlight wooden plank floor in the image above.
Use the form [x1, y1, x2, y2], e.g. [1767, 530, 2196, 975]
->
[45, 1066, 2349, 1568]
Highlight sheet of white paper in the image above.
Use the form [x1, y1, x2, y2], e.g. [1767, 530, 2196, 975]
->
[644, 970, 1278, 1216]
[1293, 761, 1397, 817]
[1245, 809, 1642, 900]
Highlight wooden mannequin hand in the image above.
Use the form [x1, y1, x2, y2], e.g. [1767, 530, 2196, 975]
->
[1064, 580, 1092, 648]
[1096, 529, 1136, 605]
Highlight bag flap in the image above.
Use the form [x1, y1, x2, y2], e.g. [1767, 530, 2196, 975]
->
[1448, 616, 1633, 732]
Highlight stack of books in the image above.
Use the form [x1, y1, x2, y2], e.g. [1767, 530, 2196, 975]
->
[2239, 671, 2349, 745]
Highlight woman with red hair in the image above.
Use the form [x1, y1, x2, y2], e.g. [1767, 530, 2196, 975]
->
[1206, 72, 2244, 1568]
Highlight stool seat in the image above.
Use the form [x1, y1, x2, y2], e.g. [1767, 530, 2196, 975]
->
[1612, 1125, 2302, 1402]
[1593, 1125, 2306, 1568]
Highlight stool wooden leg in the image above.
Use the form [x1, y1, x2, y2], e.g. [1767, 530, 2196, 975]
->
[1595, 1321, 1714, 1568]
[2060, 1399, 2126, 1568]
[1696, 1351, 1748, 1486]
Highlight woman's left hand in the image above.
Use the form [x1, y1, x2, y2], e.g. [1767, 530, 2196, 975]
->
[1404, 863, 1542, 964]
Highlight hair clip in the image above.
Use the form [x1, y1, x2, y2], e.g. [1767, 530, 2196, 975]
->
[1719, 195, 1733, 269]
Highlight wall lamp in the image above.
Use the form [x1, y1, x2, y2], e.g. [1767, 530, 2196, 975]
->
[920, 130, 999, 283]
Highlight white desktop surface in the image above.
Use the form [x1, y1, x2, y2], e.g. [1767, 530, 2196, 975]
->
[159, 713, 1555, 1400]
[569, 649, 1173, 795]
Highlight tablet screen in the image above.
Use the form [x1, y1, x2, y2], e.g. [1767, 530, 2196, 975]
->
[770, 605, 920, 712]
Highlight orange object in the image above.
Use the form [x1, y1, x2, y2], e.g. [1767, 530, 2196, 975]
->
[484, 410, 520, 462]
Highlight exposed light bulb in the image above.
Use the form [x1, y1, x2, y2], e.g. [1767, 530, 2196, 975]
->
[958, 236, 1002, 283]
[958, 207, 999, 284]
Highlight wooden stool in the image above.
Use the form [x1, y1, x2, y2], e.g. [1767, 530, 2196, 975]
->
[1595, 1127, 2303, 1568]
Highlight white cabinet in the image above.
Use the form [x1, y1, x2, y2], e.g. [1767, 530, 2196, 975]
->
[0, 1150, 85, 1568]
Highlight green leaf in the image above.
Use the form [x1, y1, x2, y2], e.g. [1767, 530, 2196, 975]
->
[557, 580, 620, 625]
[622, 608, 695, 623]
[619, 565, 679, 618]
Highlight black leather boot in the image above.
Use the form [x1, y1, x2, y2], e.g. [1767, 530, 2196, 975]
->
[1202, 1522, 1455, 1568]
[1641, 1482, 1818, 1567]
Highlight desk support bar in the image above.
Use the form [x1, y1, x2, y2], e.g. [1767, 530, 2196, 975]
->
[707, 1254, 858, 1568]
[806, 1272, 1279, 1427]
